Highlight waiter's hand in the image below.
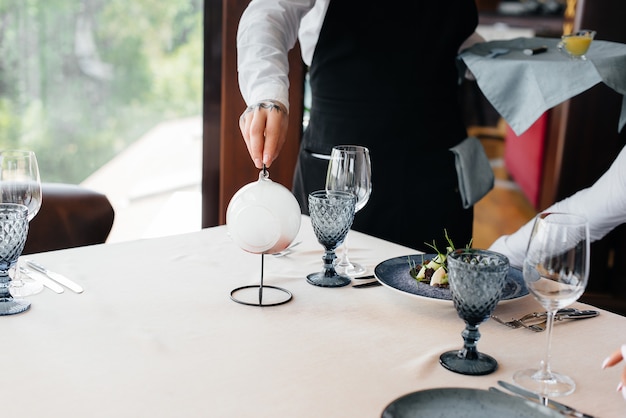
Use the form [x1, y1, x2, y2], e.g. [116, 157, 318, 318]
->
[602, 345, 626, 400]
[239, 100, 289, 169]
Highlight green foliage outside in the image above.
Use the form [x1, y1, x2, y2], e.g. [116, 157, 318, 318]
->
[0, 0, 203, 183]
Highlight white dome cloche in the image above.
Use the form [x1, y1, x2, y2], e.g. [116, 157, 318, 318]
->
[226, 169, 301, 254]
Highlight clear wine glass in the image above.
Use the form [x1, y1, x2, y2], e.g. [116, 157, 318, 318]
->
[325, 145, 372, 276]
[513, 212, 590, 397]
[0, 150, 44, 296]
[0, 203, 31, 315]
[439, 249, 509, 375]
[307, 190, 356, 287]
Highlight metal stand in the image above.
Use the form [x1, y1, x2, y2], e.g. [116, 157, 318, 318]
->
[230, 254, 292, 307]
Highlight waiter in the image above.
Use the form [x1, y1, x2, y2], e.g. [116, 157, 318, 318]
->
[237, 0, 486, 251]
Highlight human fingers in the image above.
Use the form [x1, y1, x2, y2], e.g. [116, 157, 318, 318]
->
[602, 345, 626, 400]
[602, 345, 625, 369]
[261, 106, 289, 168]
[239, 107, 257, 164]
[239, 101, 288, 169]
[247, 110, 268, 169]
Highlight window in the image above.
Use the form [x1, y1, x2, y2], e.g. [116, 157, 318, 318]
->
[0, 0, 204, 241]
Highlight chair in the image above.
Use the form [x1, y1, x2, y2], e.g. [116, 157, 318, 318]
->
[23, 183, 115, 254]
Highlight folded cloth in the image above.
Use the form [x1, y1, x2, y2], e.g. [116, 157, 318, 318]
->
[460, 37, 626, 135]
[450, 137, 494, 209]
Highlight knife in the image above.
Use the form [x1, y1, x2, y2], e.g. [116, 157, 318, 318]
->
[353, 281, 381, 288]
[522, 309, 599, 325]
[498, 380, 595, 418]
[25, 260, 84, 294]
[18, 266, 65, 294]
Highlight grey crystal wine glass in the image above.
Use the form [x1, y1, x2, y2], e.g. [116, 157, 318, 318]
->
[307, 190, 356, 287]
[440, 249, 509, 375]
[0, 203, 31, 315]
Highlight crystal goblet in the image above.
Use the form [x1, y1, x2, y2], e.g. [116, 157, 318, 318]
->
[307, 190, 356, 287]
[0, 203, 31, 315]
[440, 249, 509, 375]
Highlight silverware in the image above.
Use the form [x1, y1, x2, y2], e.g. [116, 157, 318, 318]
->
[491, 313, 542, 329]
[497, 380, 595, 418]
[353, 277, 381, 288]
[491, 309, 599, 331]
[488, 388, 557, 414]
[25, 260, 84, 293]
[18, 266, 64, 294]
[519, 310, 600, 332]
[271, 241, 302, 257]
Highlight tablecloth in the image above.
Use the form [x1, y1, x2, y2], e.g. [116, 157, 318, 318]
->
[1, 216, 624, 417]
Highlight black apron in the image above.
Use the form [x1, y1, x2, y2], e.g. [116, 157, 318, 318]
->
[293, 0, 478, 251]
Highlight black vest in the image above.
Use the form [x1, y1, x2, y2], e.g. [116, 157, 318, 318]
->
[293, 1, 478, 250]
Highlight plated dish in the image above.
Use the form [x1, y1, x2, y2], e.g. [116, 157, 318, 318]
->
[381, 388, 561, 417]
[374, 254, 527, 303]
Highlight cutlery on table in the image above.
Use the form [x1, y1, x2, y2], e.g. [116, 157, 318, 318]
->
[25, 260, 84, 293]
[18, 266, 64, 294]
[352, 275, 381, 288]
[495, 380, 595, 418]
[491, 308, 599, 330]
[271, 241, 302, 257]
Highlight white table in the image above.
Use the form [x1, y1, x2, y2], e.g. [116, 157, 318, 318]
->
[4, 216, 625, 417]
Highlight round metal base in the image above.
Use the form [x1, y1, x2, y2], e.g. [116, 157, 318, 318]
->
[230, 285, 293, 307]
[439, 350, 498, 376]
[0, 297, 31, 316]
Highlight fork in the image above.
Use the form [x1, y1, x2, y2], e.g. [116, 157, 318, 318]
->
[271, 241, 302, 257]
[490, 313, 538, 329]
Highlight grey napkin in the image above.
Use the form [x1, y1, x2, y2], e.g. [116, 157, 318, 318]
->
[460, 37, 626, 135]
[450, 137, 494, 209]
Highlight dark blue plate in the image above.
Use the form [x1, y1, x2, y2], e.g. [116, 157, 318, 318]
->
[374, 254, 527, 303]
[382, 388, 561, 417]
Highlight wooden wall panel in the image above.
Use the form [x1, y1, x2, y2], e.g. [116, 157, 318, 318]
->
[218, 0, 304, 225]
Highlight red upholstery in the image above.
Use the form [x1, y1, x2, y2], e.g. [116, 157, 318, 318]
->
[504, 113, 548, 209]
[23, 183, 115, 254]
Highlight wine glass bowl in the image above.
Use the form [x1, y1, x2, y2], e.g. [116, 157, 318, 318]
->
[513, 212, 590, 397]
[307, 190, 356, 287]
[0, 150, 42, 221]
[325, 145, 372, 276]
[439, 249, 509, 376]
[0, 203, 31, 315]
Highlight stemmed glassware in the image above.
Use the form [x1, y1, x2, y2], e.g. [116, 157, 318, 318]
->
[307, 190, 356, 287]
[440, 249, 509, 375]
[325, 145, 371, 276]
[0, 150, 44, 296]
[0, 203, 31, 315]
[513, 212, 590, 397]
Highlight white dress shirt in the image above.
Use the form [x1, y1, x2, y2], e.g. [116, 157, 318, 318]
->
[237, 0, 483, 112]
[237, 0, 329, 111]
[489, 146, 626, 268]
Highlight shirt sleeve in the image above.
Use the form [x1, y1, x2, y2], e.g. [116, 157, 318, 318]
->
[489, 146, 626, 268]
[237, 0, 316, 111]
